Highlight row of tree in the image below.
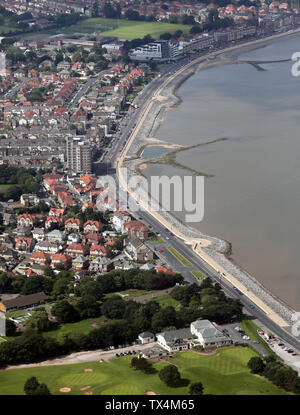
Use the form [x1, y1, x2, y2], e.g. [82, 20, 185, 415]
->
[248, 356, 300, 394]
[0, 320, 136, 367]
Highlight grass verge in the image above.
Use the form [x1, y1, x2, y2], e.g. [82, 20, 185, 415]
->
[240, 319, 281, 360]
[168, 247, 192, 267]
[192, 271, 204, 281]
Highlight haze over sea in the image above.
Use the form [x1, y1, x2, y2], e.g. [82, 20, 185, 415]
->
[144, 35, 300, 310]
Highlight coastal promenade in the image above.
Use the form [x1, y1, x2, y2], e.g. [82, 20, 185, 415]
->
[116, 29, 300, 339]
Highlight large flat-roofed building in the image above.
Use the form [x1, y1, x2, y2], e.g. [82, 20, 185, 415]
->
[66, 137, 92, 174]
[157, 319, 232, 352]
[129, 40, 182, 62]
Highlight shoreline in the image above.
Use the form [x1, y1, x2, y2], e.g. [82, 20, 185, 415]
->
[117, 29, 300, 329]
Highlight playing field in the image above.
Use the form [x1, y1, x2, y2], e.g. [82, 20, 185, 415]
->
[0, 347, 288, 395]
[44, 18, 192, 40]
[146, 294, 181, 310]
[43, 317, 107, 341]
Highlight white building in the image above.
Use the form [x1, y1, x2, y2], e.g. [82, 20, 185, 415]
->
[138, 331, 155, 344]
[157, 320, 232, 352]
[112, 212, 131, 232]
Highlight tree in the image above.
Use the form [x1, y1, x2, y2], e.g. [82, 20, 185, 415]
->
[247, 356, 265, 374]
[159, 364, 181, 386]
[35, 383, 51, 395]
[51, 300, 79, 324]
[124, 9, 140, 21]
[190, 25, 202, 35]
[101, 295, 126, 319]
[92, 0, 99, 17]
[24, 377, 39, 395]
[189, 381, 204, 395]
[6, 319, 17, 336]
[24, 376, 51, 395]
[26, 310, 51, 333]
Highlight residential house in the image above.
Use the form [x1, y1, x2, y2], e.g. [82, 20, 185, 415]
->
[32, 228, 45, 242]
[49, 208, 65, 217]
[123, 220, 149, 239]
[29, 251, 51, 266]
[51, 253, 72, 270]
[64, 218, 83, 232]
[83, 220, 102, 233]
[45, 215, 64, 230]
[46, 229, 66, 244]
[89, 257, 114, 273]
[2, 213, 16, 226]
[112, 211, 131, 232]
[72, 255, 89, 270]
[83, 232, 102, 246]
[15, 237, 35, 252]
[17, 213, 36, 228]
[125, 238, 153, 262]
[20, 194, 40, 206]
[138, 332, 155, 344]
[67, 233, 82, 244]
[66, 243, 89, 257]
[0, 247, 18, 260]
[90, 244, 111, 258]
[35, 241, 59, 255]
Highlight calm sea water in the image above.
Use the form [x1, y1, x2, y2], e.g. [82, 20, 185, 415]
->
[144, 35, 300, 310]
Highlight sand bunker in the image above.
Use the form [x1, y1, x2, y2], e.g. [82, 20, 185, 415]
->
[84, 369, 93, 372]
[59, 387, 71, 393]
[146, 391, 156, 395]
[80, 386, 91, 391]
[104, 359, 110, 363]
[85, 391, 93, 395]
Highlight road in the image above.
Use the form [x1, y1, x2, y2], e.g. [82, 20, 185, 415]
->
[102, 39, 300, 354]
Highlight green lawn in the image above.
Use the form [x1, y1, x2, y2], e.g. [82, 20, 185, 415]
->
[44, 318, 105, 341]
[42, 18, 192, 40]
[104, 289, 153, 299]
[118, 289, 153, 297]
[168, 247, 192, 267]
[150, 237, 166, 244]
[0, 184, 16, 189]
[147, 294, 181, 310]
[241, 319, 280, 360]
[0, 347, 288, 395]
[0, 25, 21, 35]
[192, 271, 204, 281]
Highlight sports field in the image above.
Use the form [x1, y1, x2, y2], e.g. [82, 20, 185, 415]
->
[0, 347, 288, 395]
[45, 18, 192, 40]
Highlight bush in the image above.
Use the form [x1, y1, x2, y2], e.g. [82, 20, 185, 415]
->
[159, 364, 181, 386]
[189, 381, 204, 395]
[247, 356, 265, 374]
